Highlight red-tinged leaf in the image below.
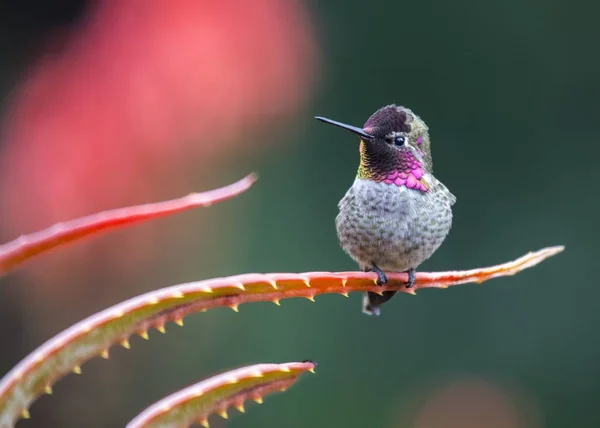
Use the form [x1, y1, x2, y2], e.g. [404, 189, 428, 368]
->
[0, 174, 256, 276]
[126, 361, 316, 428]
[0, 245, 563, 426]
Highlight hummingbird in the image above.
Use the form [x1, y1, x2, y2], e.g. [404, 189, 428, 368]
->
[315, 105, 456, 315]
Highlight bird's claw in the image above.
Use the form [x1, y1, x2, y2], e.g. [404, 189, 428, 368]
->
[370, 264, 388, 285]
[405, 268, 416, 288]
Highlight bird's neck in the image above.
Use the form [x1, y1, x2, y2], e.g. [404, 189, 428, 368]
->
[357, 141, 430, 193]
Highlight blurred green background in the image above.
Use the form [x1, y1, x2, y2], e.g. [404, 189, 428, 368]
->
[1, 1, 599, 427]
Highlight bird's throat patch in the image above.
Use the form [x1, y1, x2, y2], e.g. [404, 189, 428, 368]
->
[382, 152, 429, 193]
[357, 142, 430, 193]
[383, 168, 429, 192]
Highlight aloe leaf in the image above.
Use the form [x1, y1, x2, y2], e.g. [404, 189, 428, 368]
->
[0, 174, 257, 276]
[0, 245, 563, 426]
[127, 361, 316, 428]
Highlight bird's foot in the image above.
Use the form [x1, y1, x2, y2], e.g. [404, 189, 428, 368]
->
[405, 268, 416, 288]
[370, 263, 388, 285]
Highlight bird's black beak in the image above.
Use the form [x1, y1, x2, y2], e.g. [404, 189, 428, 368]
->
[314, 116, 375, 140]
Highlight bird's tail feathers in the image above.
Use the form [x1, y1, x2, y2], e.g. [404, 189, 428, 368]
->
[362, 290, 397, 316]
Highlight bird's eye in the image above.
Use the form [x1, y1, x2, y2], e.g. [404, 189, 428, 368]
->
[394, 136, 405, 146]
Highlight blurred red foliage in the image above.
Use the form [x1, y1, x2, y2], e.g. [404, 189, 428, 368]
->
[0, 0, 316, 285]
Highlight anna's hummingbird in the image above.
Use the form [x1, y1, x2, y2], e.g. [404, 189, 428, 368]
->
[316, 105, 456, 315]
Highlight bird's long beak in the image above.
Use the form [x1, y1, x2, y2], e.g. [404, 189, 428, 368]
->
[314, 116, 374, 140]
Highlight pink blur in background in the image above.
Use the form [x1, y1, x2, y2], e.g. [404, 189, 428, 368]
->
[0, 0, 317, 289]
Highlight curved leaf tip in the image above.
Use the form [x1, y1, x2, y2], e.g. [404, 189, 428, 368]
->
[126, 361, 316, 428]
[0, 174, 257, 276]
